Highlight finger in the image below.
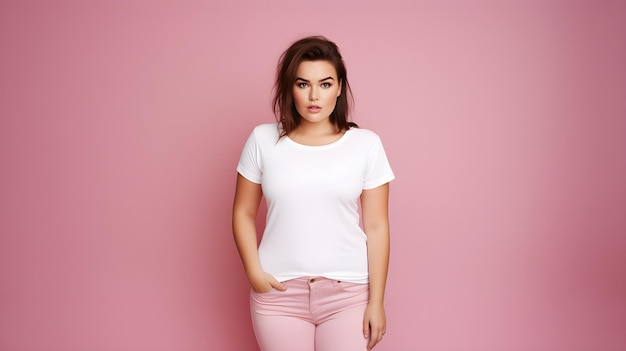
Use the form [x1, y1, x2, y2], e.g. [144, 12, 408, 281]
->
[368, 333, 382, 350]
[269, 278, 287, 291]
[362, 317, 369, 339]
[377, 329, 384, 344]
[368, 326, 383, 349]
[367, 331, 377, 350]
[366, 325, 378, 350]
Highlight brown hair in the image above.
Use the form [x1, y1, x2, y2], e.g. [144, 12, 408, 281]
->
[272, 36, 357, 137]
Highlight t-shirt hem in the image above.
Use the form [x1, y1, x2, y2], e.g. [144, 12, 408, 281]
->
[237, 165, 261, 184]
[274, 273, 369, 284]
[363, 174, 395, 190]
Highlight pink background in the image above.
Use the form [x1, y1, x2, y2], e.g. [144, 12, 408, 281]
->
[1, 1, 625, 350]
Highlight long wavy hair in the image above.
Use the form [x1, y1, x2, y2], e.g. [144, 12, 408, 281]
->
[272, 36, 357, 138]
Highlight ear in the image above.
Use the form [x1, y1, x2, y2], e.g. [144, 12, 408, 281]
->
[337, 79, 342, 97]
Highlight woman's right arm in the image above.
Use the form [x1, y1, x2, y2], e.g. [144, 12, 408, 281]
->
[232, 173, 286, 293]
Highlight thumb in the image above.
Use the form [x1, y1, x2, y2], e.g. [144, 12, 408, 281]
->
[270, 278, 287, 291]
[363, 316, 370, 339]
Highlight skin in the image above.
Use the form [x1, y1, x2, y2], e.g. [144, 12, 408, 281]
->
[232, 60, 390, 350]
[290, 60, 343, 145]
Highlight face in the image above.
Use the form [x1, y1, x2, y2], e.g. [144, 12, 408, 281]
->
[293, 60, 342, 126]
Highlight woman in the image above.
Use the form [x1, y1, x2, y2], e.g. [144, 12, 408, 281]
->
[233, 36, 394, 351]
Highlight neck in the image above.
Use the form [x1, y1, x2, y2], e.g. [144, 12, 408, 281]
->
[295, 120, 338, 137]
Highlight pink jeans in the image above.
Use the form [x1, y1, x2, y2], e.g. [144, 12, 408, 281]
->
[250, 276, 370, 351]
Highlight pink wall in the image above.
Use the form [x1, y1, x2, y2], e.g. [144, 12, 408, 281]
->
[1, 1, 624, 350]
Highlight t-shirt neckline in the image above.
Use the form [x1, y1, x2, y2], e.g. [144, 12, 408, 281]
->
[284, 129, 353, 150]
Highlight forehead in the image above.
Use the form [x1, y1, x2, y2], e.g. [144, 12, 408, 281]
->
[295, 60, 337, 80]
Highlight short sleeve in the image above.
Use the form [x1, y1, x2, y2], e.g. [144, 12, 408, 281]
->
[236, 129, 262, 184]
[363, 136, 395, 189]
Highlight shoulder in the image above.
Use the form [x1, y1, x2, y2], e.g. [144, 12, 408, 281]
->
[346, 127, 383, 144]
[349, 127, 379, 138]
[251, 123, 280, 137]
[246, 123, 280, 144]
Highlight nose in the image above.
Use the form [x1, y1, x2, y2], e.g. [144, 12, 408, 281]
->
[309, 87, 319, 101]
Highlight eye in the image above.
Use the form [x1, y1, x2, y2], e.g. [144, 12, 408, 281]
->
[321, 82, 332, 88]
[297, 82, 309, 88]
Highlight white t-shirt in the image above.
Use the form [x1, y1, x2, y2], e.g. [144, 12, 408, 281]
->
[237, 123, 395, 283]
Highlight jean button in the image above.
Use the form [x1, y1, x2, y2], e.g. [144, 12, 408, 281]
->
[309, 278, 316, 283]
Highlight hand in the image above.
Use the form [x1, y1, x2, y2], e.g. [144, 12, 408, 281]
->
[249, 271, 287, 293]
[363, 302, 386, 350]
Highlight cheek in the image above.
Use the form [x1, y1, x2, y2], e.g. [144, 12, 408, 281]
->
[327, 87, 340, 100]
[326, 89, 340, 104]
[293, 89, 307, 106]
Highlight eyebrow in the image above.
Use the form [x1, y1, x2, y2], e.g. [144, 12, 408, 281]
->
[295, 77, 335, 83]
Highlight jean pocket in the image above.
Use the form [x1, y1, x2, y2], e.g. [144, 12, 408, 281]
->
[338, 281, 369, 293]
[250, 287, 284, 301]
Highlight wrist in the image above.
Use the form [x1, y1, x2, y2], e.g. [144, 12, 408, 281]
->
[368, 297, 385, 306]
[245, 266, 264, 280]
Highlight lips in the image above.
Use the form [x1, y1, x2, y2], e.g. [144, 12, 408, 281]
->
[307, 105, 322, 113]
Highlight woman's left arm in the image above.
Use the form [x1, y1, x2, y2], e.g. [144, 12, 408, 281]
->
[361, 183, 390, 350]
